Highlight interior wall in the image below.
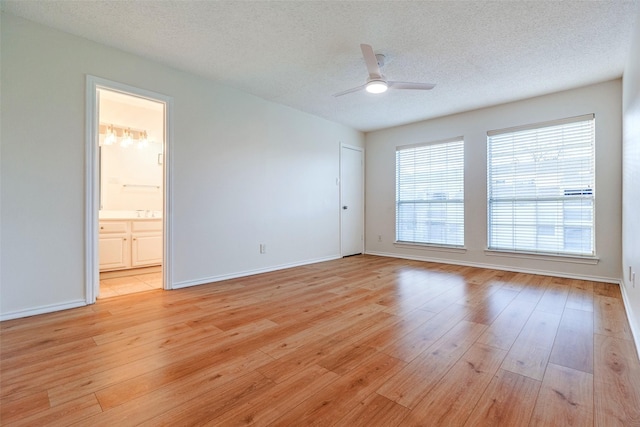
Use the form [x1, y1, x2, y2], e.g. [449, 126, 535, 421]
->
[365, 80, 622, 282]
[0, 13, 363, 319]
[99, 97, 164, 212]
[622, 7, 640, 355]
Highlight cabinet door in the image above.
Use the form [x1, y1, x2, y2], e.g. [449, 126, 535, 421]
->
[99, 234, 130, 271]
[131, 233, 162, 267]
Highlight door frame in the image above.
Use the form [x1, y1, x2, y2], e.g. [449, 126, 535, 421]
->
[85, 75, 174, 303]
[339, 143, 365, 257]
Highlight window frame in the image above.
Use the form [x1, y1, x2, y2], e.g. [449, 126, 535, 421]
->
[395, 137, 465, 248]
[486, 114, 596, 259]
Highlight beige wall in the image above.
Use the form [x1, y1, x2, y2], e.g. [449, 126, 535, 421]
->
[365, 80, 622, 282]
[0, 14, 363, 319]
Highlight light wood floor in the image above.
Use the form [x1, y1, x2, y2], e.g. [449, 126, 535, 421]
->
[1, 255, 639, 426]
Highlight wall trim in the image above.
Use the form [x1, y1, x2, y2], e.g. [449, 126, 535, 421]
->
[395, 242, 467, 254]
[173, 255, 342, 289]
[365, 250, 620, 284]
[0, 300, 87, 322]
[485, 249, 599, 265]
[619, 279, 640, 361]
[85, 75, 175, 303]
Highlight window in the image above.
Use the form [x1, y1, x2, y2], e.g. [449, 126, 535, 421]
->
[487, 114, 595, 256]
[396, 138, 464, 246]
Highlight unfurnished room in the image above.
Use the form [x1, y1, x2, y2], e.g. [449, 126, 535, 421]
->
[1, 1, 640, 425]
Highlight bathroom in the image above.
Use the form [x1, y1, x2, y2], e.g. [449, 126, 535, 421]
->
[97, 88, 165, 298]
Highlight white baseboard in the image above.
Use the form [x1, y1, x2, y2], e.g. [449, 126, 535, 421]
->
[0, 299, 87, 322]
[619, 279, 640, 361]
[364, 250, 620, 284]
[172, 255, 342, 289]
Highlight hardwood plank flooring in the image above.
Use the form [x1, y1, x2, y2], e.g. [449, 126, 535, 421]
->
[594, 334, 640, 426]
[1, 255, 639, 426]
[463, 369, 541, 427]
[530, 363, 594, 427]
[403, 343, 507, 426]
[499, 310, 562, 381]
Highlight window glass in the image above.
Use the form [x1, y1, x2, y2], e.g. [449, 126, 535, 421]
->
[396, 139, 464, 246]
[487, 115, 595, 256]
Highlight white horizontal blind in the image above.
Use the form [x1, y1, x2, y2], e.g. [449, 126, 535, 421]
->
[396, 138, 464, 246]
[487, 115, 595, 256]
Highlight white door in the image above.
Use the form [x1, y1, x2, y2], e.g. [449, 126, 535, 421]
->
[341, 145, 364, 256]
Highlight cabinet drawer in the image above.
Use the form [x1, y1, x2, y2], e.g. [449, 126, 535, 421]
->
[99, 222, 127, 233]
[132, 220, 162, 232]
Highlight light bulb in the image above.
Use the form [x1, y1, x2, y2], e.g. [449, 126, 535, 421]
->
[104, 125, 116, 145]
[120, 129, 133, 147]
[137, 131, 149, 149]
[365, 80, 388, 94]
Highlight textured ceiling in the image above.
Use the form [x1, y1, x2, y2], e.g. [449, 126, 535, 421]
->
[2, 1, 639, 132]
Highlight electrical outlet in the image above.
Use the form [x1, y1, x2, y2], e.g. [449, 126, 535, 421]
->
[260, 243, 266, 254]
[630, 266, 633, 281]
[377, 235, 382, 242]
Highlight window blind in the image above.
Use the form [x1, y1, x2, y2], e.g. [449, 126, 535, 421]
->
[487, 114, 595, 256]
[396, 138, 464, 246]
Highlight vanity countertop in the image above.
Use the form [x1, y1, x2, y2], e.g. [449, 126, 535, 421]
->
[99, 210, 162, 220]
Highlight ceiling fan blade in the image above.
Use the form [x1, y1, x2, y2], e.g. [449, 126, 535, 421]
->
[360, 44, 382, 79]
[388, 81, 436, 91]
[333, 84, 366, 97]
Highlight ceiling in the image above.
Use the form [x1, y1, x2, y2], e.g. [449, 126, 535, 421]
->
[3, 1, 639, 132]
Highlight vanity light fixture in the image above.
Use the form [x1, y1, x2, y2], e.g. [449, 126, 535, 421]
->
[99, 123, 152, 148]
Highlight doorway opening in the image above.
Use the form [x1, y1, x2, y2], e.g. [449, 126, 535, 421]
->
[86, 77, 173, 303]
[97, 89, 164, 297]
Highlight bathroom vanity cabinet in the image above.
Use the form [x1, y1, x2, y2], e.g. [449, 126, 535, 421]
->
[99, 219, 162, 271]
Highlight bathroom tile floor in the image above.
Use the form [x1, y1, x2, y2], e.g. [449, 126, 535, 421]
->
[99, 270, 162, 298]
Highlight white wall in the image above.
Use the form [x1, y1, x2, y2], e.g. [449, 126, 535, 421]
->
[0, 14, 363, 319]
[366, 80, 622, 282]
[622, 6, 640, 356]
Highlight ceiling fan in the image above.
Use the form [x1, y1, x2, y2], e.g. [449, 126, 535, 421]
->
[333, 44, 436, 97]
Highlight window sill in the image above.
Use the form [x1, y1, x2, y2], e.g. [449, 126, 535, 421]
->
[394, 242, 467, 254]
[484, 249, 599, 265]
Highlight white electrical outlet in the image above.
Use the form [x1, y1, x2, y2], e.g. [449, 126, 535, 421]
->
[378, 235, 382, 242]
[260, 243, 266, 254]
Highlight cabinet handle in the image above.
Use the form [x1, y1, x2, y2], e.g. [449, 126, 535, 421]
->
[100, 226, 104, 230]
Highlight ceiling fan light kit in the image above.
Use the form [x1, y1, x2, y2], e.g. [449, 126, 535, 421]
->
[365, 80, 388, 94]
[334, 43, 436, 97]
